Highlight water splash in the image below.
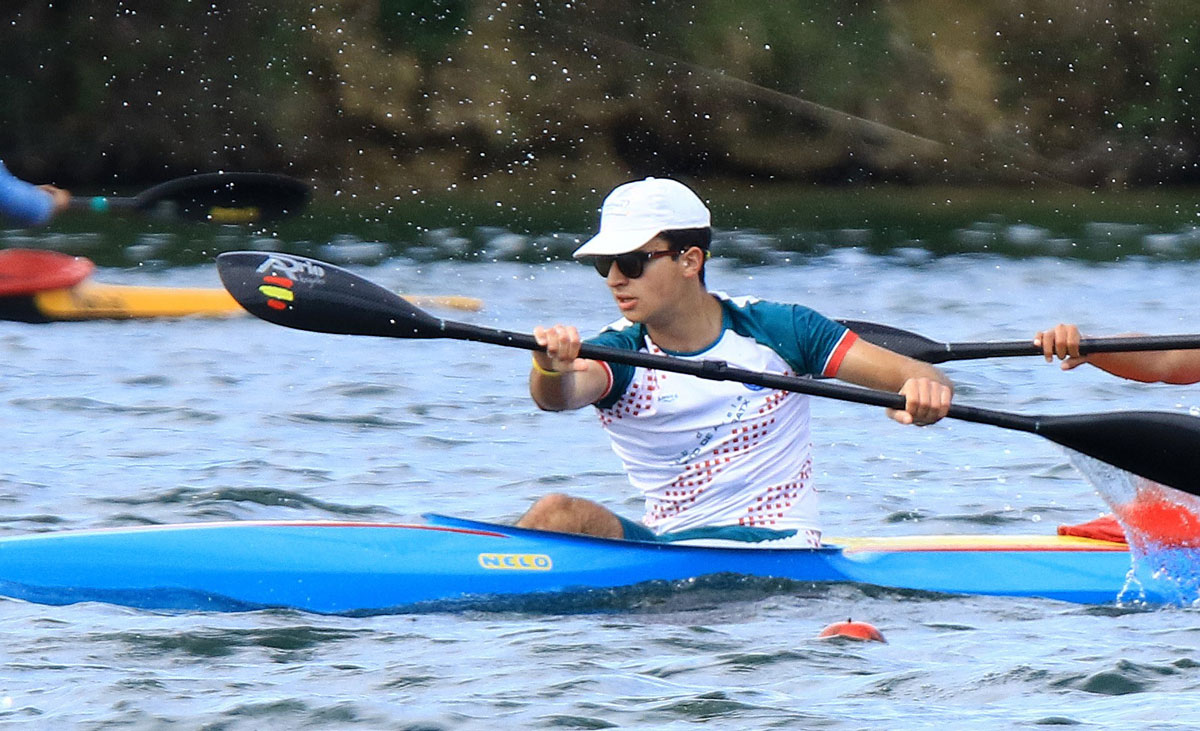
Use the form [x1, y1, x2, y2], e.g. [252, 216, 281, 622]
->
[1069, 450, 1200, 606]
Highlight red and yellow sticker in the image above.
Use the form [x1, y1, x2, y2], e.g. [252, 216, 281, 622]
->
[258, 275, 294, 311]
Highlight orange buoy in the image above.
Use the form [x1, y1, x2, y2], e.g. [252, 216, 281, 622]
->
[818, 618, 885, 643]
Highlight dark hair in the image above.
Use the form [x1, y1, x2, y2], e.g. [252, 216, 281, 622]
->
[658, 228, 711, 285]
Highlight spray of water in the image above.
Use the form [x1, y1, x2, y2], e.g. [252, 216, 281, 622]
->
[1069, 450, 1200, 606]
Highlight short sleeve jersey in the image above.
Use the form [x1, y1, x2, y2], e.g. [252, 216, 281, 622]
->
[586, 293, 857, 536]
[0, 162, 54, 227]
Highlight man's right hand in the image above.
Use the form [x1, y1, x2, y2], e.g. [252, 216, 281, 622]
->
[533, 324, 590, 375]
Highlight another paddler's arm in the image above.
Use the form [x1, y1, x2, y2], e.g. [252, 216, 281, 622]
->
[530, 324, 611, 411]
[0, 161, 70, 226]
[834, 338, 954, 426]
[1036, 323, 1200, 385]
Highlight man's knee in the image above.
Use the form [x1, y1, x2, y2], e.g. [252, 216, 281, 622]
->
[517, 493, 622, 538]
[530, 493, 574, 515]
[518, 493, 575, 529]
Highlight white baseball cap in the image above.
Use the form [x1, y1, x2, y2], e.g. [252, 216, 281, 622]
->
[572, 177, 711, 258]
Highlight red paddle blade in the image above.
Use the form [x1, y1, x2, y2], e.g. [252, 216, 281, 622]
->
[0, 249, 94, 296]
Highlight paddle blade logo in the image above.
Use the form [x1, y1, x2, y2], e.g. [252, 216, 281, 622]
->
[258, 275, 294, 311]
[253, 255, 327, 311]
[254, 254, 325, 281]
[478, 553, 553, 571]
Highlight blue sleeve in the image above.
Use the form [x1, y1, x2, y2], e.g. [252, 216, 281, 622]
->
[725, 299, 852, 376]
[585, 322, 644, 410]
[789, 305, 853, 376]
[0, 161, 55, 227]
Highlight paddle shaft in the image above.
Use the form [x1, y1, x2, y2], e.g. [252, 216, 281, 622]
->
[69, 196, 139, 213]
[901, 334, 1200, 363]
[66, 172, 308, 222]
[415, 319, 1200, 495]
[217, 251, 1200, 496]
[437, 318, 1040, 434]
[839, 319, 1200, 364]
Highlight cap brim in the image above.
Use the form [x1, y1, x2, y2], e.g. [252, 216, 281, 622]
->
[572, 228, 662, 258]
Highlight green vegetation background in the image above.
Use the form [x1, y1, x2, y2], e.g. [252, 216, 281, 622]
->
[3, 0, 1199, 231]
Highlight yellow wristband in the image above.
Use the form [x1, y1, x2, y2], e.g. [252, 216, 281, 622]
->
[532, 356, 564, 377]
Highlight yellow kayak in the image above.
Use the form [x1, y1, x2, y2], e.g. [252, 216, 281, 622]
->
[25, 282, 482, 321]
[31, 281, 247, 320]
[0, 249, 481, 322]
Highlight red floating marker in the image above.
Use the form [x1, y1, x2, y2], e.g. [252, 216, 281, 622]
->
[818, 618, 885, 643]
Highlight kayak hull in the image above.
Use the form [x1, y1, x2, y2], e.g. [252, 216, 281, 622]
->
[32, 282, 244, 320]
[0, 283, 483, 322]
[0, 518, 845, 613]
[0, 282, 244, 322]
[0, 514, 1159, 614]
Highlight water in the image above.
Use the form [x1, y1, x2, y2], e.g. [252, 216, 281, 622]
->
[4, 223, 1200, 727]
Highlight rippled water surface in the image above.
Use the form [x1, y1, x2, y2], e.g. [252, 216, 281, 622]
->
[3, 217, 1200, 728]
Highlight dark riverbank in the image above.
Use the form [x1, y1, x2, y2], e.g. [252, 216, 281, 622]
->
[3, 1, 1198, 195]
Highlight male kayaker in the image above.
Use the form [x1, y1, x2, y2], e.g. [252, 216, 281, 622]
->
[521, 177, 954, 545]
[0, 160, 70, 227]
[1036, 323, 1200, 384]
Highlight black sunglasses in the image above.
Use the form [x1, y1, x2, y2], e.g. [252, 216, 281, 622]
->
[589, 249, 680, 279]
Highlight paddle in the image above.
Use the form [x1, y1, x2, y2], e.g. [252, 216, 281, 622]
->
[839, 319, 1200, 364]
[216, 251, 1200, 497]
[68, 172, 309, 223]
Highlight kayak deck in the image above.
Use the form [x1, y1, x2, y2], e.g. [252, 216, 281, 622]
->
[826, 533, 1132, 604]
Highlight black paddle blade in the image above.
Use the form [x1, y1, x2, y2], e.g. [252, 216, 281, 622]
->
[136, 173, 310, 223]
[1039, 411, 1200, 496]
[837, 319, 950, 363]
[216, 251, 445, 337]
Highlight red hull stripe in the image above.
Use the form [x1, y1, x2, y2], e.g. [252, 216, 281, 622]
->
[842, 544, 1128, 553]
[32, 521, 508, 538]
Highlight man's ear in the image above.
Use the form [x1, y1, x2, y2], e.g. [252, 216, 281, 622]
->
[681, 247, 705, 277]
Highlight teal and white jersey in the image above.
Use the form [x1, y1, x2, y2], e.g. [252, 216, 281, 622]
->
[588, 293, 857, 541]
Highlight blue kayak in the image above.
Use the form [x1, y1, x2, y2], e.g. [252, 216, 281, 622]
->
[0, 513, 1163, 614]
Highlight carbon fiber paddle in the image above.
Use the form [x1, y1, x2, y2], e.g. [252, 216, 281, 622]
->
[217, 251, 1200, 497]
[838, 319, 1200, 364]
[70, 172, 309, 223]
